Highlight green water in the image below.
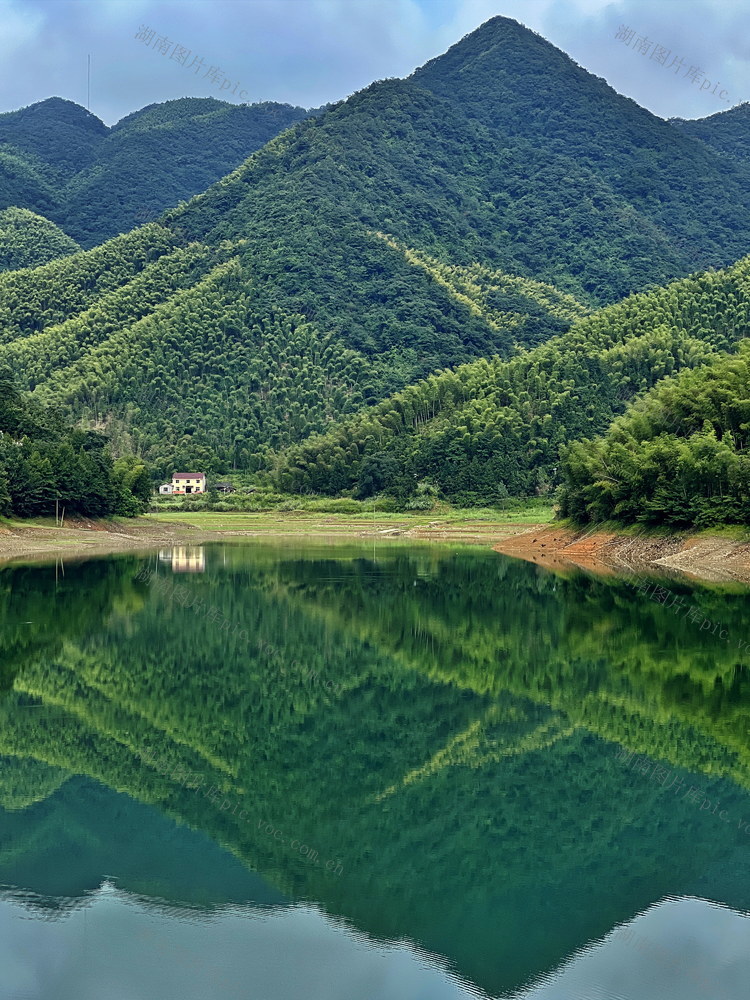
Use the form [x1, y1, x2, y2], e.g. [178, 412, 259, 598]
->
[1, 541, 750, 999]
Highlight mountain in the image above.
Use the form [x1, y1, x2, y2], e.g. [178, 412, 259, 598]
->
[0, 207, 80, 271]
[2, 16, 750, 481]
[0, 226, 373, 476]
[273, 256, 750, 502]
[0, 96, 314, 247]
[672, 103, 750, 163]
[169, 15, 750, 309]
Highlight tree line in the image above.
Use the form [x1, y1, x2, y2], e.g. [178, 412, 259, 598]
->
[0, 368, 151, 518]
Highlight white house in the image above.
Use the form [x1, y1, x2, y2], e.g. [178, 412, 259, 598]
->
[172, 472, 206, 495]
[158, 484, 173, 495]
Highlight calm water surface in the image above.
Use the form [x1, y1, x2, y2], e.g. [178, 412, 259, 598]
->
[1, 541, 750, 999]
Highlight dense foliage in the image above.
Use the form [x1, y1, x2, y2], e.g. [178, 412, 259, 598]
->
[0, 96, 314, 247]
[2, 17, 750, 509]
[274, 257, 750, 503]
[0, 368, 151, 517]
[672, 103, 750, 163]
[0, 233, 374, 477]
[0, 222, 176, 343]
[0, 217, 586, 478]
[168, 16, 750, 333]
[0, 207, 80, 272]
[560, 340, 750, 526]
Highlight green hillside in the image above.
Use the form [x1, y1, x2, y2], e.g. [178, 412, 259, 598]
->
[672, 103, 750, 163]
[0, 96, 106, 176]
[0, 146, 59, 219]
[0, 207, 80, 272]
[0, 223, 177, 343]
[274, 257, 750, 502]
[0, 226, 374, 476]
[2, 17, 750, 485]
[0, 365, 151, 518]
[0, 96, 313, 247]
[0, 218, 590, 477]
[372, 232, 591, 346]
[560, 340, 750, 526]
[170, 16, 750, 314]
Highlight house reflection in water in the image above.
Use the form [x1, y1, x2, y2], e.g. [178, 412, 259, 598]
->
[157, 547, 207, 573]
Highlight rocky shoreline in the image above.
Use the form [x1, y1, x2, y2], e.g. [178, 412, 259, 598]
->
[494, 525, 750, 584]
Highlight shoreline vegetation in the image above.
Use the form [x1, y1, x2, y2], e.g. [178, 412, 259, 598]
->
[2, 508, 750, 584]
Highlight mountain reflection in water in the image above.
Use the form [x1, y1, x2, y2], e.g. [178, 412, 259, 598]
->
[2, 541, 750, 998]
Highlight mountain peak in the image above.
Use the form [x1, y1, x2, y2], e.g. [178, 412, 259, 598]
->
[0, 97, 108, 177]
[412, 16, 565, 85]
[670, 101, 750, 162]
[0, 96, 107, 132]
[411, 13, 668, 143]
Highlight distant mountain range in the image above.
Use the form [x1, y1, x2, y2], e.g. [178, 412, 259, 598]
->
[0, 95, 316, 249]
[0, 16, 748, 504]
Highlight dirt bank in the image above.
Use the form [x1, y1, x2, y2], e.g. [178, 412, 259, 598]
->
[494, 525, 750, 584]
[0, 517, 230, 567]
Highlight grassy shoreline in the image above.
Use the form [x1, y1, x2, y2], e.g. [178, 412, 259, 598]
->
[0, 506, 554, 567]
[147, 505, 554, 531]
[5, 509, 750, 584]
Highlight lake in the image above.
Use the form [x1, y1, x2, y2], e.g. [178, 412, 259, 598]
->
[1, 540, 750, 999]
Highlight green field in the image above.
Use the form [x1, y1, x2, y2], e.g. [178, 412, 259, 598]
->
[146, 505, 555, 535]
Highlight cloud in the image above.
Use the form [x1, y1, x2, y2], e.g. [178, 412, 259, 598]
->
[542, 0, 749, 118]
[0, 0, 44, 44]
[0, 0, 747, 126]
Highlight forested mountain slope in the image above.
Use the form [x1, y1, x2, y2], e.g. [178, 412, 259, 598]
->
[143, 16, 750, 393]
[0, 207, 80, 272]
[560, 340, 750, 526]
[2, 17, 750, 479]
[0, 219, 589, 476]
[0, 224, 377, 475]
[672, 103, 750, 163]
[274, 257, 750, 502]
[169, 16, 750, 317]
[0, 96, 313, 247]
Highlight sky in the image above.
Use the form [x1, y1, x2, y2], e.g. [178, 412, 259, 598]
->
[0, 0, 747, 126]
